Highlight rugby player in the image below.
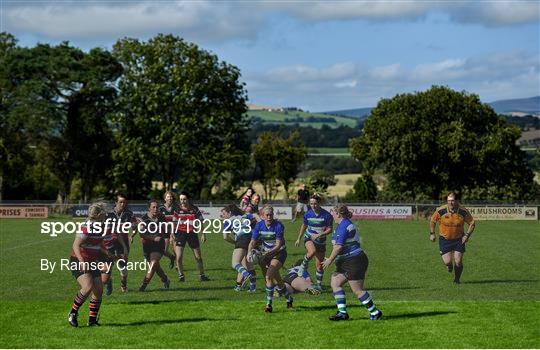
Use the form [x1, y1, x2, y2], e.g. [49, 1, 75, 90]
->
[68, 203, 112, 327]
[138, 199, 171, 292]
[245, 194, 261, 215]
[322, 204, 382, 321]
[221, 204, 258, 292]
[172, 192, 209, 282]
[294, 194, 333, 290]
[239, 187, 255, 212]
[103, 194, 137, 293]
[282, 259, 321, 295]
[430, 192, 476, 284]
[159, 191, 178, 269]
[248, 205, 293, 312]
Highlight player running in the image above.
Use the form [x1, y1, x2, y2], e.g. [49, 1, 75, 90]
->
[429, 192, 476, 284]
[248, 205, 293, 312]
[172, 192, 209, 282]
[294, 194, 333, 291]
[245, 194, 261, 214]
[322, 204, 382, 321]
[68, 203, 112, 327]
[159, 191, 178, 269]
[221, 204, 258, 292]
[137, 199, 171, 292]
[103, 194, 137, 294]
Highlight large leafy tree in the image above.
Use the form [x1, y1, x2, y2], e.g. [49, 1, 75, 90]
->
[112, 34, 249, 198]
[350, 86, 537, 200]
[1, 33, 122, 201]
[252, 131, 307, 200]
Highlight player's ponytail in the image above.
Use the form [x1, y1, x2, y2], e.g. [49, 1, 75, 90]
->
[333, 204, 352, 219]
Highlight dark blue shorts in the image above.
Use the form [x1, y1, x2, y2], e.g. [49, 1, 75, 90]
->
[439, 236, 465, 255]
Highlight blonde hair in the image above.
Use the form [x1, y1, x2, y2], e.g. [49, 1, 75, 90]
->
[164, 191, 176, 200]
[87, 203, 107, 221]
[333, 204, 352, 219]
[262, 205, 274, 213]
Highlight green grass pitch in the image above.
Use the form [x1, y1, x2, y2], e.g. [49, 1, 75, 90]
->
[0, 218, 538, 348]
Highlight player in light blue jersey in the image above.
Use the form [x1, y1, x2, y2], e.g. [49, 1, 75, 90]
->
[294, 194, 333, 290]
[248, 205, 293, 312]
[221, 204, 258, 292]
[322, 204, 382, 321]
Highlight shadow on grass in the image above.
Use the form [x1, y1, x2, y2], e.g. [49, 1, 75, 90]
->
[378, 310, 456, 320]
[368, 286, 419, 291]
[106, 317, 237, 327]
[462, 279, 539, 285]
[112, 298, 220, 305]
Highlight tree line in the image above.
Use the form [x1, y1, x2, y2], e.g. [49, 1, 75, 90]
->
[1, 32, 537, 202]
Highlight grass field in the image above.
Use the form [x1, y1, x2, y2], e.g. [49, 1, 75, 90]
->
[0, 218, 539, 348]
[247, 110, 358, 128]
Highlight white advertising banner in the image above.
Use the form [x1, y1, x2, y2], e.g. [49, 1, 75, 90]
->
[322, 206, 413, 220]
[467, 206, 538, 220]
[198, 206, 293, 220]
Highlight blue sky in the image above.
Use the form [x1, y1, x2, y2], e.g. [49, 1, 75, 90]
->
[2, 1, 539, 111]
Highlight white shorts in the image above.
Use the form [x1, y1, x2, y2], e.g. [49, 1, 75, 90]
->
[296, 202, 308, 213]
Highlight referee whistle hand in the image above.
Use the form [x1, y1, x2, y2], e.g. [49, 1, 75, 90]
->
[294, 239, 300, 247]
[429, 234, 436, 242]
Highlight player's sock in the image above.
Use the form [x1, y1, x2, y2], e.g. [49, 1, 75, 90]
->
[301, 254, 311, 270]
[88, 298, 102, 323]
[333, 289, 347, 314]
[70, 292, 88, 314]
[446, 263, 453, 272]
[234, 263, 251, 279]
[315, 269, 324, 285]
[454, 264, 463, 282]
[358, 291, 380, 316]
[248, 270, 256, 290]
[265, 284, 275, 306]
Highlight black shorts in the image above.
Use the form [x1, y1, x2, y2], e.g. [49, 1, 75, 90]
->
[304, 237, 327, 254]
[175, 233, 200, 249]
[69, 256, 101, 280]
[113, 237, 129, 255]
[234, 235, 251, 250]
[283, 271, 299, 285]
[260, 249, 287, 267]
[439, 236, 466, 255]
[335, 251, 369, 281]
[143, 240, 165, 260]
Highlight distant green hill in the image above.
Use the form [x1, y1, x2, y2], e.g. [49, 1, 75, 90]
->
[320, 107, 372, 119]
[488, 96, 540, 114]
[246, 109, 359, 128]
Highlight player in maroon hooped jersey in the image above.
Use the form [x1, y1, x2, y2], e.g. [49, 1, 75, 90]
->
[67, 203, 113, 327]
[159, 191, 178, 270]
[172, 192, 209, 282]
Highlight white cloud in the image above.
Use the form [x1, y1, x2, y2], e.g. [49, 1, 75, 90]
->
[4, 1, 538, 42]
[246, 51, 539, 110]
[5, 1, 262, 42]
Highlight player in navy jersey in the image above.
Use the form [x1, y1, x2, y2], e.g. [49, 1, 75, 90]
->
[159, 191, 178, 269]
[248, 205, 293, 312]
[282, 259, 321, 295]
[103, 194, 136, 294]
[322, 204, 382, 321]
[68, 203, 112, 327]
[221, 204, 258, 292]
[138, 199, 171, 292]
[172, 192, 209, 282]
[294, 194, 333, 290]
